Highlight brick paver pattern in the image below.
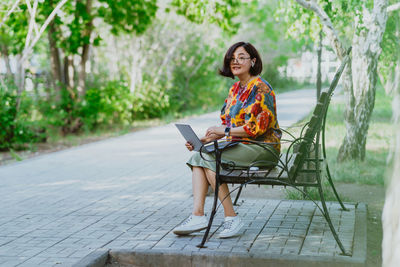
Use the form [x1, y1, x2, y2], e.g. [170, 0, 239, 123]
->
[0, 89, 357, 266]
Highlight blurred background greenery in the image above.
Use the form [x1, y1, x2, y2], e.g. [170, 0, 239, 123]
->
[0, 0, 398, 163]
[0, 0, 312, 151]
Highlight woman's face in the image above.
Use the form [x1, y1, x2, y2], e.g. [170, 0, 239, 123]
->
[230, 46, 255, 77]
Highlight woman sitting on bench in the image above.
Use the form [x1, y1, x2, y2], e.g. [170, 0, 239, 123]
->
[173, 42, 282, 238]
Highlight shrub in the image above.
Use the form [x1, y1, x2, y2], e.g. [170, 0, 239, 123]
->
[37, 87, 82, 134]
[0, 84, 44, 150]
[132, 80, 170, 119]
[81, 80, 135, 130]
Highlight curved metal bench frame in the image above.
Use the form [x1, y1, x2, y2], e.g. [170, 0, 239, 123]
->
[196, 48, 352, 256]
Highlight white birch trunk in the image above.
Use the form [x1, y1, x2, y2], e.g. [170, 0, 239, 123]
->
[1, 45, 13, 76]
[338, 0, 388, 161]
[382, 5, 400, 264]
[153, 33, 184, 84]
[379, 13, 400, 96]
[129, 37, 143, 94]
[294, 0, 388, 161]
[382, 59, 400, 267]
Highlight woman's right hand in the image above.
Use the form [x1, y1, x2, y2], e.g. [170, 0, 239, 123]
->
[200, 134, 219, 143]
[185, 133, 221, 151]
[185, 141, 194, 151]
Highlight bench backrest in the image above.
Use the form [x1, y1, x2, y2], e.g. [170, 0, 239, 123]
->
[288, 50, 351, 182]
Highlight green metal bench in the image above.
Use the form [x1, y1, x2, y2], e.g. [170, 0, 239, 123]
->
[197, 48, 352, 255]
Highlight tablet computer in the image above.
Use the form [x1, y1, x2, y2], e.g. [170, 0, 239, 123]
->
[175, 124, 230, 152]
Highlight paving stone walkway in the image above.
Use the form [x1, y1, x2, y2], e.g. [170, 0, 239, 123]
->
[0, 89, 365, 267]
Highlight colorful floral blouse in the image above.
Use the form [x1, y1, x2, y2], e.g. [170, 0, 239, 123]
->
[220, 77, 282, 153]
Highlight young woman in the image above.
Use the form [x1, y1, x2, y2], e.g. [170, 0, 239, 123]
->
[173, 42, 281, 238]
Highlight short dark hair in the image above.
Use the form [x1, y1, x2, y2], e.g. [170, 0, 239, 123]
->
[219, 42, 263, 79]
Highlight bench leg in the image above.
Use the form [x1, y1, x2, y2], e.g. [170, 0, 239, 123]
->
[317, 183, 349, 255]
[233, 186, 243, 206]
[197, 180, 220, 248]
[325, 164, 349, 211]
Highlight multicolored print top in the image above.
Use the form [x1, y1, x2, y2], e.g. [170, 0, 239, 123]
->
[220, 77, 282, 153]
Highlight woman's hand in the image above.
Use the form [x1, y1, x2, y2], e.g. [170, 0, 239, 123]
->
[205, 126, 225, 138]
[200, 134, 220, 144]
[185, 141, 194, 151]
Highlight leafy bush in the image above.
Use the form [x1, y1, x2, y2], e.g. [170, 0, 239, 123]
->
[167, 41, 228, 114]
[0, 84, 44, 150]
[81, 80, 135, 130]
[37, 87, 82, 134]
[132, 80, 170, 119]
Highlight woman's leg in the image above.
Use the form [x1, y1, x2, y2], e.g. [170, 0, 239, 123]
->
[192, 166, 209, 216]
[203, 168, 236, 217]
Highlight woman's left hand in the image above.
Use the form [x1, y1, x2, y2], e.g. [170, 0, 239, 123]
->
[205, 126, 225, 137]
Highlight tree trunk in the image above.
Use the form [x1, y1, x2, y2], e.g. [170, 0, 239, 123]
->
[337, 0, 388, 161]
[382, 12, 400, 266]
[380, 17, 400, 95]
[294, 0, 388, 162]
[77, 0, 93, 96]
[316, 30, 322, 99]
[15, 54, 26, 112]
[64, 54, 76, 99]
[129, 37, 145, 93]
[1, 45, 13, 77]
[382, 56, 400, 267]
[78, 43, 90, 96]
[48, 20, 63, 91]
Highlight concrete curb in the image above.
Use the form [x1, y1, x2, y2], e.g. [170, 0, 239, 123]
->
[73, 202, 367, 267]
[351, 203, 367, 265]
[77, 247, 366, 267]
[72, 248, 109, 267]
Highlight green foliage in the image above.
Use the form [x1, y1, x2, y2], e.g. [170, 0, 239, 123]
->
[285, 85, 392, 187]
[170, 0, 241, 34]
[276, 0, 366, 48]
[132, 81, 170, 119]
[379, 5, 399, 88]
[41, 0, 158, 56]
[36, 87, 81, 135]
[81, 80, 135, 129]
[0, 83, 44, 150]
[275, 0, 319, 45]
[167, 39, 228, 113]
[0, 4, 29, 55]
[57, 79, 171, 131]
[98, 0, 158, 35]
[285, 182, 346, 201]
[325, 147, 388, 185]
[0, 0, 316, 152]
[322, 85, 392, 185]
[235, 0, 310, 90]
[370, 84, 394, 122]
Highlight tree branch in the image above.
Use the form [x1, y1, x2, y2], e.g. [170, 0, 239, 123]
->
[24, 0, 38, 51]
[0, 0, 22, 30]
[25, 0, 40, 36]
[20, 0, 68, 63]
[387, 2, 400, 12]
[294, 0, 346, 59]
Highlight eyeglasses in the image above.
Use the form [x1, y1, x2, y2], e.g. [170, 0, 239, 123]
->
[230, 57, 251, 64]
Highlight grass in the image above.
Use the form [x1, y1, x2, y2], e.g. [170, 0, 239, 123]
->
[285, 184, 352, 202]
[285, 85, 393, 200]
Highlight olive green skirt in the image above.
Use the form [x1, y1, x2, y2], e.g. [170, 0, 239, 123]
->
[186, 143, 279, 173]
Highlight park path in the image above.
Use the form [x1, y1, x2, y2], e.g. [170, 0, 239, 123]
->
[0, 88, 360, 267]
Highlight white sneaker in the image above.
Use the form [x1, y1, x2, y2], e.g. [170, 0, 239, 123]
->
[218, 216, 244, 238]
[173, 215, 208, 235]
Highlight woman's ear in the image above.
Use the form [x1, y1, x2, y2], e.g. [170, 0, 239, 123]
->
[251, 59, 255, 67]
